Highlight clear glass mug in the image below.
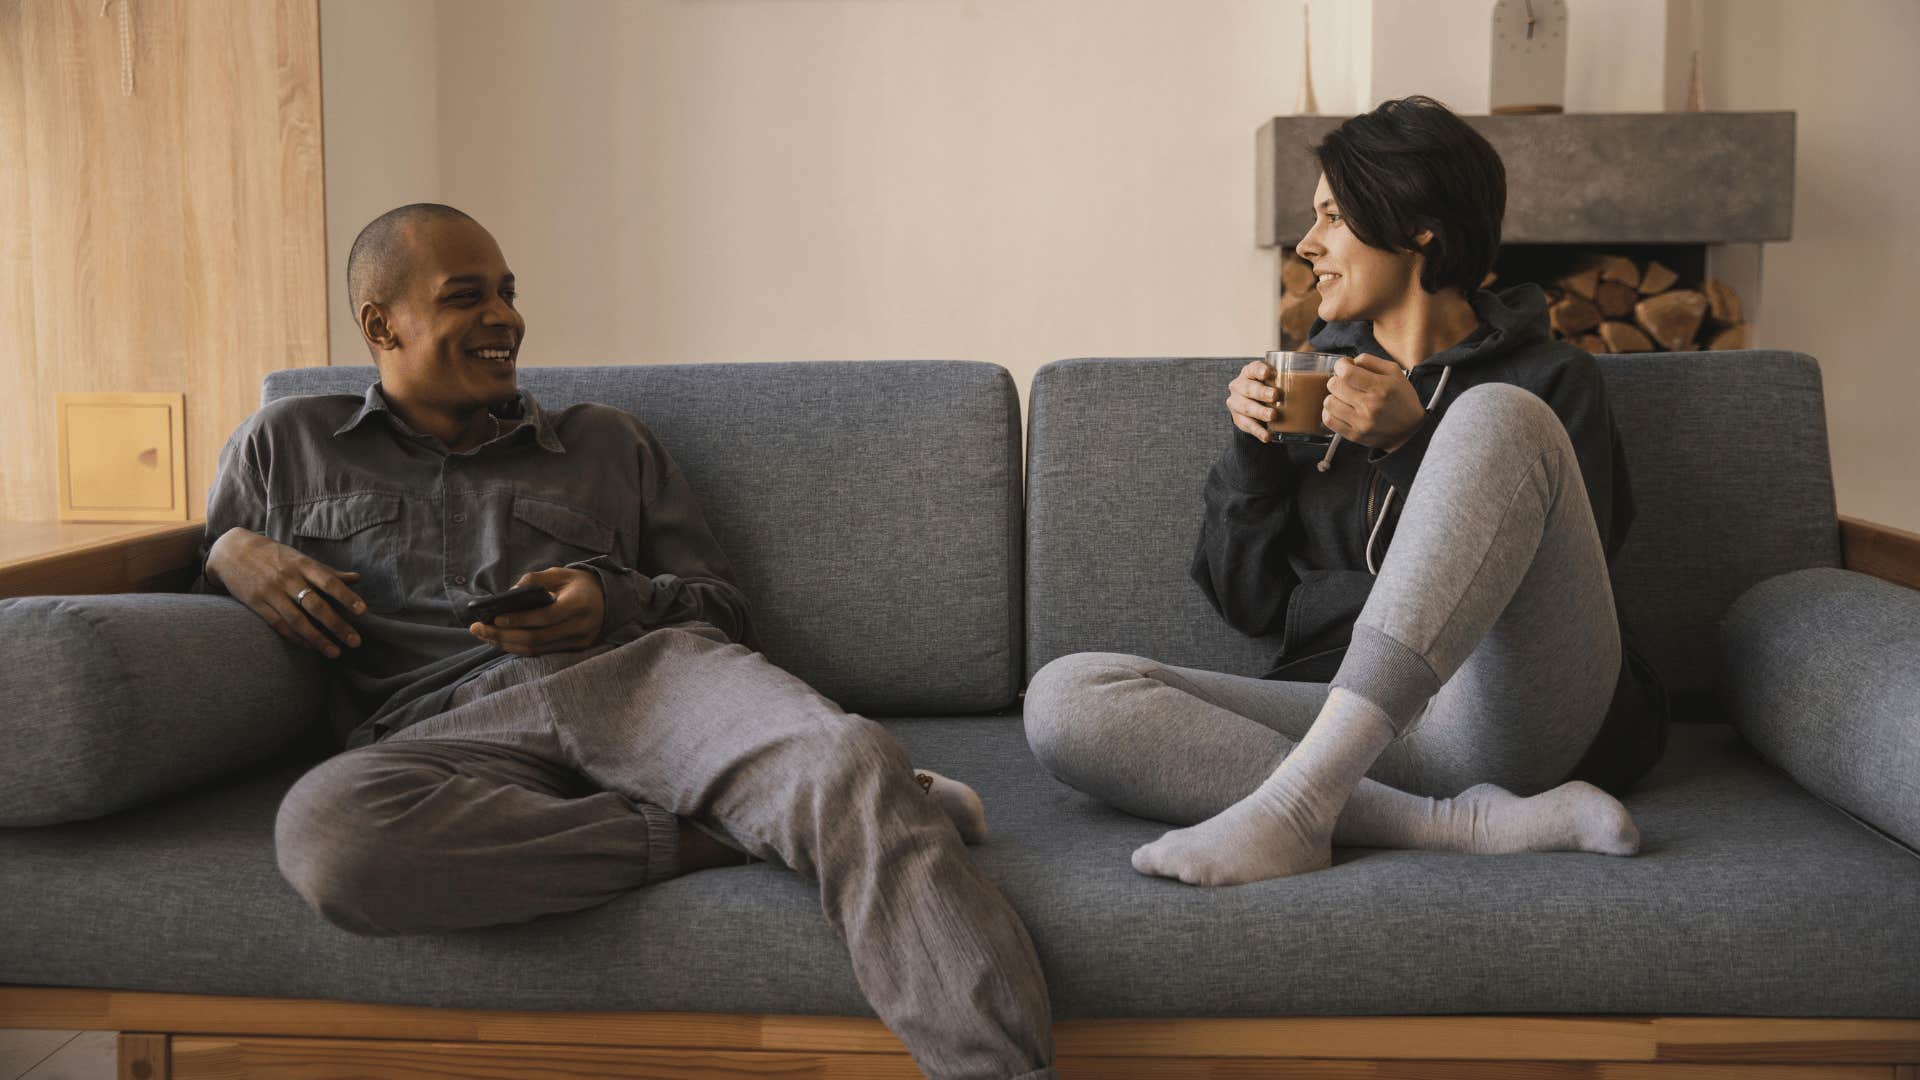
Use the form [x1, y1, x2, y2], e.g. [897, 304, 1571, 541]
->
[1263, 350, 1341, 444]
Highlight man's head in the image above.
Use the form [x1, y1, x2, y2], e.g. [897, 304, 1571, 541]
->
[347, 204, 525, 416]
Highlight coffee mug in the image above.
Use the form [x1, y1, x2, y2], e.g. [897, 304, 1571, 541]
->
[1264, 350, 1341, 443]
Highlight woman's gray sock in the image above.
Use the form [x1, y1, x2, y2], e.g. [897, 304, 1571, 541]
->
[1132, 687, 1394, 886]
[1335, 779, 1640, 856]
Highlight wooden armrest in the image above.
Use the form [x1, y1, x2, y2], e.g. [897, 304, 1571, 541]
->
[0, 521, 205, 599]
[1839, 515, 1920, 592]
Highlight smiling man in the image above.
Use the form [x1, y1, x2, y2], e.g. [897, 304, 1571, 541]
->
[198, 204, 1055, 1080]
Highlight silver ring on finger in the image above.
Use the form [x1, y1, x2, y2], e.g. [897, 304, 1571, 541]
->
[294, 587, 313, 605]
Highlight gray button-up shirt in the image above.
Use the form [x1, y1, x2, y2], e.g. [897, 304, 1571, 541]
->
[200, 382, 753, 747]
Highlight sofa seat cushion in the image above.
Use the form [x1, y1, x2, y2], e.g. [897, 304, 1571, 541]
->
[1, 722, 1914, 1017]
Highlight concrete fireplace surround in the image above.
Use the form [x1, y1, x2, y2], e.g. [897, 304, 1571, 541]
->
[1259, 112, 1795, 246]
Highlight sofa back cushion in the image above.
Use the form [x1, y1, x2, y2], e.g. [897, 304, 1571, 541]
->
[263, 362, 1023, 715]
[1025, 352, 1840, 707]
[1599, 351, 1840, 703]
[1026, 358, 1287, 680]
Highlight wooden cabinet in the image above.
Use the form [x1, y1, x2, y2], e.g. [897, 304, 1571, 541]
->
[0, 0, 327, 524]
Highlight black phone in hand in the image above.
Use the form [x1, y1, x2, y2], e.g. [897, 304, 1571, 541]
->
[461, 584, 556, 625]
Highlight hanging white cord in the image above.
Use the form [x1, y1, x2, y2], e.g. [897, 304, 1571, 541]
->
[1365, 364, 1453, 576]
[101, 0, 134, 97]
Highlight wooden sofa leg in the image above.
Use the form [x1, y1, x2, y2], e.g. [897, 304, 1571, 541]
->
[117, 1033, 168, 1080]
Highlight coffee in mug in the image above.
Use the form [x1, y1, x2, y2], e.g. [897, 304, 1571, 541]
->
[1264, 350, 1341, 443]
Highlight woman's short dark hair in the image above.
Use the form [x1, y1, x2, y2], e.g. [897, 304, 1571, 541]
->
[1313, 96, 1506, 296]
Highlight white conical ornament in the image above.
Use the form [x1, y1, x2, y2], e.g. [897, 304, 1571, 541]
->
[1296, 2, 1320, 116]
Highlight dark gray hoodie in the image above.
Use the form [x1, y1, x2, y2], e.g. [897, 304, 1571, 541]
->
[1191, 284, 1667, 793]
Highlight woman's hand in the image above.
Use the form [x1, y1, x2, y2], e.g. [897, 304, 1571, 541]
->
[1225, 358, 1280, 442]
[1324, 354, 1426, 452]
[468, 567, 606, 656]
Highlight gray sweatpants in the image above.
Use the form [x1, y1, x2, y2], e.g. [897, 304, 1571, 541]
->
[276, 622, 1055, 1080]
[1025, 382, 1621, 820]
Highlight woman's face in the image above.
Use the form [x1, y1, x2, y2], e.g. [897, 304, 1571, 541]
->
[1295, 173, 1424, 324]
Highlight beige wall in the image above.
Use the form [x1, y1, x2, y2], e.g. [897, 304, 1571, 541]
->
[1691, 0, 1920, 532]
[324, 0, 1293, 387]
[321, 0, 1918, 530]
[320, 0, 441, 365]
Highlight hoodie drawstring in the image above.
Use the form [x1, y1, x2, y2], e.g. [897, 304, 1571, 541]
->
[1365, 364, 1453, 576]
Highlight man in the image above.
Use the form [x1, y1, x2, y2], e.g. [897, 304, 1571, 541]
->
[200, 203, 1054, 1080]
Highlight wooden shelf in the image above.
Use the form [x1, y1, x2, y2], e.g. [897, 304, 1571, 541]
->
[0, 519, 204, 599]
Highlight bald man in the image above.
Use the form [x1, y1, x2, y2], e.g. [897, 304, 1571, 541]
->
[199, 204, 1054, 1080]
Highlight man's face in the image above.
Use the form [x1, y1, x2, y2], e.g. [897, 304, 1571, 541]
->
[1296, 174, 1423, 324]
[375, 217, 525, 414]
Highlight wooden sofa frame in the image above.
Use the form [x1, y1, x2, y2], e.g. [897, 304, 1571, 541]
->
[3, 515, 1917, 1078]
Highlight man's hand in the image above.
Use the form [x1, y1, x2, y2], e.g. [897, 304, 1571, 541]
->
[205, 527, 366, 659]
[1225, 358, 1281, 442]
[468, 567, 605, 656]
[1323, 354, 1426, 452]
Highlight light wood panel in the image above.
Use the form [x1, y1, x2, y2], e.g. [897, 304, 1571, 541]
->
[1841, 515, 1920, 592]
[5, 989, 1917, 1068]
[1047, 1066, 1872, 1080]
[164, 1036, 1901, 1080]
[170, 1036, 921, 1080]
[0, 0, 326, 524]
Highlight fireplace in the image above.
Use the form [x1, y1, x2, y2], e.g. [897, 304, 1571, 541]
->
[1257, 113, 1794, 354]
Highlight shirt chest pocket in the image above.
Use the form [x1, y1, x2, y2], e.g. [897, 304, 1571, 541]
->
[287, 493, 405, 613]
[511, 496, 615, 569]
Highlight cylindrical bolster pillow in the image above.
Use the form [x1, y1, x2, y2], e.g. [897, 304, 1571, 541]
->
[0, 593, 328, 827]
[1721, 567, 1920, 851]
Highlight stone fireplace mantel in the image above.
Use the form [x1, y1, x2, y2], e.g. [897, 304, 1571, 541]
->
[1257, 112, 1795, 248]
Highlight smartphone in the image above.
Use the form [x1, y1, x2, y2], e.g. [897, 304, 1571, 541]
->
[461, 584, 556, 625]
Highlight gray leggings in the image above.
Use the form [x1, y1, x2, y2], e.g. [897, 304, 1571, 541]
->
[1025, 382, 1620, 821]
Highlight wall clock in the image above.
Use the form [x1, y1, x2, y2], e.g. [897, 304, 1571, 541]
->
[1491, 0, 1568, 114]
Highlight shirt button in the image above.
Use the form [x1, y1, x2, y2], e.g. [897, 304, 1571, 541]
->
[452, 575, 467, 586]
[452, 513, 466, 525]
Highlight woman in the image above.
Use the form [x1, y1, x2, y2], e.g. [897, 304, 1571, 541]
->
[1024, 96, 1667, 886]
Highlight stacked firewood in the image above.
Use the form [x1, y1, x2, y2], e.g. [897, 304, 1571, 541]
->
[1537, 255, 1748, 353]
[1276, 250, 1749, 353]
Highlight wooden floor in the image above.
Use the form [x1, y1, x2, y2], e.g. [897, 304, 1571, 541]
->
[3, 988, 1917, 1079]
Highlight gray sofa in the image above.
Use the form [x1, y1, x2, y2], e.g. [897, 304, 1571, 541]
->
[2, 354, 1916, 1072]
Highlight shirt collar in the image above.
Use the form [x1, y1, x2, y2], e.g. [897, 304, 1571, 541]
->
[334, 382, 567, 454]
